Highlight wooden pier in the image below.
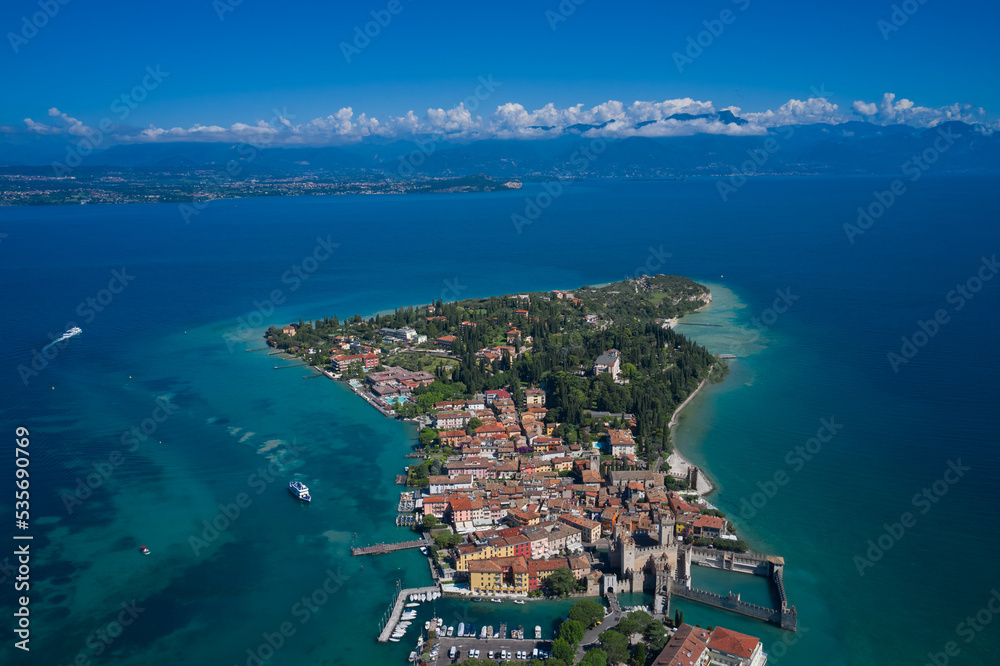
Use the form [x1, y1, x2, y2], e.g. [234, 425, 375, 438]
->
[377, 584, 440, 643]
[274, 363, 308, 369]
[352, 538, 430, 556]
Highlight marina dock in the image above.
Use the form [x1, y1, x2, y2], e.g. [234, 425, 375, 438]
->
[352, 538, 430, 556]
[377, 585, 440, 643]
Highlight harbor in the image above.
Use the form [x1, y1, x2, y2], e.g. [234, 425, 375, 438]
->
[352, 538, 430, 556]
[377, 585, 441, 643]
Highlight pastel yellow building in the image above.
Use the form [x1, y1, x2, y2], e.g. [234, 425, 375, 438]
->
[469, 556, 530, 596]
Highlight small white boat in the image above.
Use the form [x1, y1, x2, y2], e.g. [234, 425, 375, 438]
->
[535, 625, 542, 639]
[424, 621, 431, 630]
[139, 545, 150, 556]
[447, 626, 454, 637]
[458, 622, 465, 636]
[513, 599, 525, 605]
[490, 598, 501, 603]
[408, 651, 417, 662]
[389, 637, 400, 642]
[405, 602, 419, 608]
[420, 546, 428, 555]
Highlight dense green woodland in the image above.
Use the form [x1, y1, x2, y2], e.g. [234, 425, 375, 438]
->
[266, 275, 726, 460]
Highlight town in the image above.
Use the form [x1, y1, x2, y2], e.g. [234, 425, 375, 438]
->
[264, 276, 792, 665]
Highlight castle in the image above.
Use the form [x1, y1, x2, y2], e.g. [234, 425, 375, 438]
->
[607, 514, 677, 615]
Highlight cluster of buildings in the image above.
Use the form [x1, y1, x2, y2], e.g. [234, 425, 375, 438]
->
[408, 383, 729, 601]
[366, 366, 436, 399]
[653, 624, 767, 666]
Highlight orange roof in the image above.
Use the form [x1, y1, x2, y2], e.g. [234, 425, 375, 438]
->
[693, 514, 726, 529]
[708, 626, 760, 659]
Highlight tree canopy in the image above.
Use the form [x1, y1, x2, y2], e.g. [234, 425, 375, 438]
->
[568, 599, 606, 628]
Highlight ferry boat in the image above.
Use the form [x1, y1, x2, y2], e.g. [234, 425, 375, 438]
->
[288, 481, 312, 502]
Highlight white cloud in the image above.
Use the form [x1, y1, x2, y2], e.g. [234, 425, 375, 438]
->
[19, 94, 992, 146]
[24, 107, 95, 136]
[853, 100, 878, 116]
[850, 93, 986, 127]
[741, 98, 846, 126]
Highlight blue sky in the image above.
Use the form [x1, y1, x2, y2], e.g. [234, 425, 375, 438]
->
[2, 0, 998, 143]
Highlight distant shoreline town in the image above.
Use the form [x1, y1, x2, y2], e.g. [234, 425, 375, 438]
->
[0, 171, 521, 206]
[261, 275, 792, 665]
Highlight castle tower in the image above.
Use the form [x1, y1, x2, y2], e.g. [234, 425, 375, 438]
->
[658, 514, 675, 546]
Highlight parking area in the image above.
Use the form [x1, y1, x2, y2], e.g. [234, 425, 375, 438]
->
[433, 637, 553, 663]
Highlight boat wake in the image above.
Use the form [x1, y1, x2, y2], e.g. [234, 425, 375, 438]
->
[43, 327, 82, 350]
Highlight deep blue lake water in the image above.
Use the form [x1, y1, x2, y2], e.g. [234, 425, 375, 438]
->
[1, 174, 998, 665]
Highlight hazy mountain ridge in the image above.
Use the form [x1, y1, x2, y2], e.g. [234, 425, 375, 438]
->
[1, 119, 997, 176]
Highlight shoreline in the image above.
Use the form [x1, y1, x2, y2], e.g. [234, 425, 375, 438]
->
[665, 375, 716, 496]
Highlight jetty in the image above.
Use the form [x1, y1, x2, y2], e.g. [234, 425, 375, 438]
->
[376, 584, 439, 643]
[676, 322, 723, 327]
[274, 362, 308, 369]
[352, 538, 429, 556]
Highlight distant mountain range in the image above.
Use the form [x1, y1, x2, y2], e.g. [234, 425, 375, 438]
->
[2, 119, 997, 178]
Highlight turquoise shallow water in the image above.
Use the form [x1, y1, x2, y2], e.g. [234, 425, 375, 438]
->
[0, 175, 998, 665]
